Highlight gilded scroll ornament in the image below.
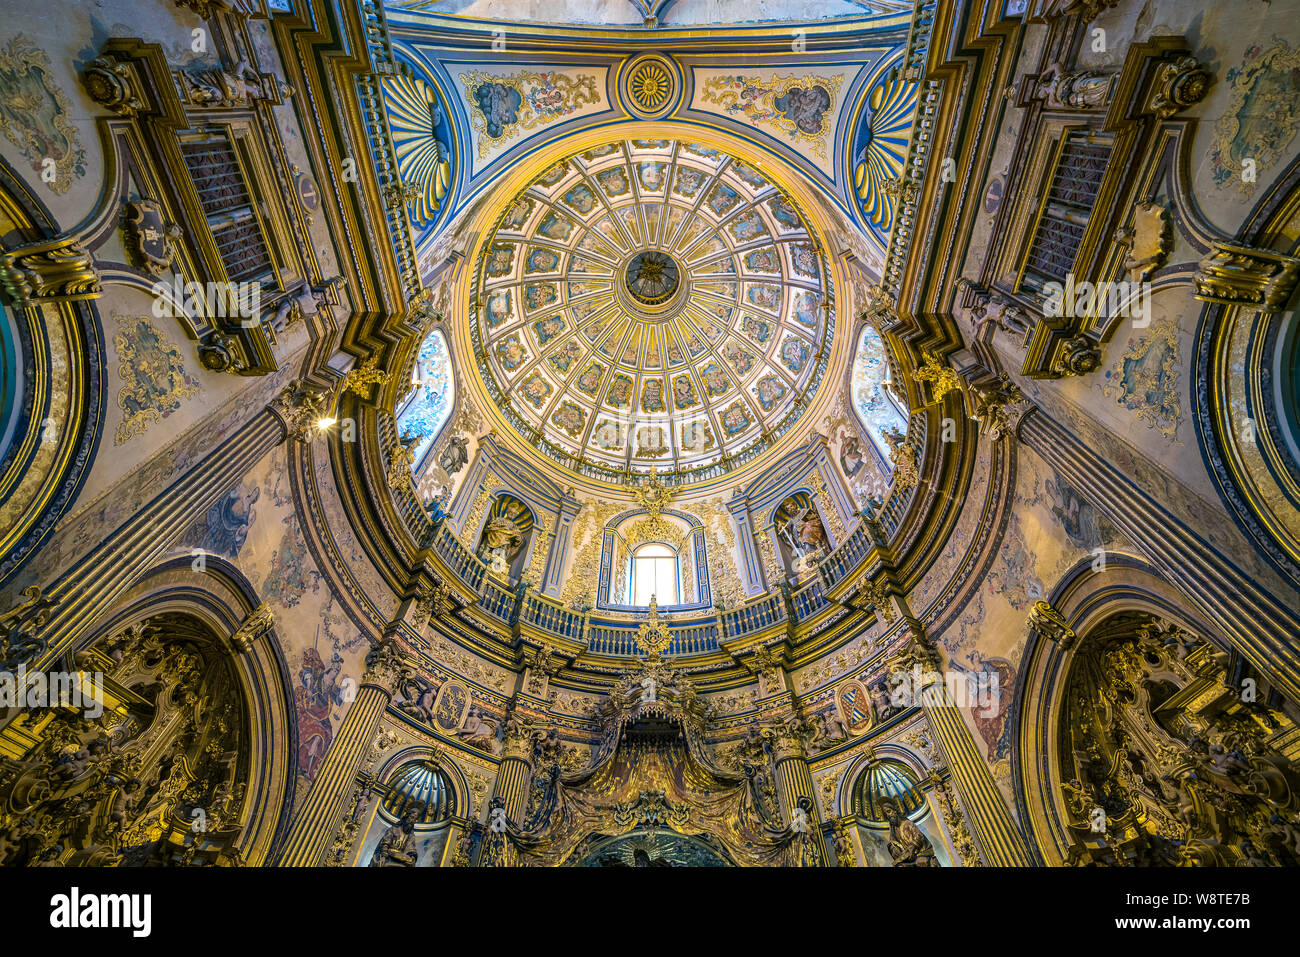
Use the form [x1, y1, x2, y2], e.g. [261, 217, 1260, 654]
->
[1194, 242, 1300, 313]
[756, 525, 785, 587]
[855, 576, 896, 623]
[701, 73, 844, 160]
[387, 441, 417, 491]
[1114, 200, 1172, 283]
[460, 70, 601, 158]
[632, 468, 674, 539]
[343, 354, 391, 398]
[523, 515, 554, 584]
[230, 602, 274, 653]
[1055, 334, 1101, 377]
[857, 282, 894, 325]
[460, 473, 501, 551]
[882, 426, 919, 492]
[913, 351, 961, 402]
[1027, 599, 1076, 649]
[808, 470, 846, 544]
[0, 237, 101, 308]
[0, 586, 56, 670]
[560, 500, 621, 606]
[113, 315, 201, 445]
[1212, 39, 1300, 195]
[1149, 56, 1210, 119]
[81, 55, 143, 115]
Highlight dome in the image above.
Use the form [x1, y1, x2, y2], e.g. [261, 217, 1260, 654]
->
[470, 138, 833, 485]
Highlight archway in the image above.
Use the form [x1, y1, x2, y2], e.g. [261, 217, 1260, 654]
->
[1, 612, 256, 865]
[1019, 594, 1300, 866]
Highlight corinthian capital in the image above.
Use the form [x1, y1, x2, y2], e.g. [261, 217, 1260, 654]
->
[361, 638, 408, 693]
[965, 374, 1035, 441]
[273, 379, 332, 443]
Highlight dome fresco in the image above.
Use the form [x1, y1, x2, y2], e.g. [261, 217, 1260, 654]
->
[471, 139, 833, 484]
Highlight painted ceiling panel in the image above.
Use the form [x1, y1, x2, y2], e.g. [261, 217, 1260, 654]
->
[474, 138, 834, 483]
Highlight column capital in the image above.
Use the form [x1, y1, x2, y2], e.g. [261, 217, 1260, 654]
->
[360, 637, 409, 694]
[769, 714, 810, 764]
[963, 373, 1035, 442]
[272, 379, 332, 444]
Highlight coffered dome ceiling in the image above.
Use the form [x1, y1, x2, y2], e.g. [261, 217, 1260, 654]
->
[470, 138, 833, 485]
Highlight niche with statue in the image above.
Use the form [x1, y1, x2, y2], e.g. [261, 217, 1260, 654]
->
[772, 491, 829, 577]
[476, 494, 534, 580]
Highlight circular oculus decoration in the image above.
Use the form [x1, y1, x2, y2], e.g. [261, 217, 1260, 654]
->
[623, 54, 677, 117]
[625, 250, 680, 305]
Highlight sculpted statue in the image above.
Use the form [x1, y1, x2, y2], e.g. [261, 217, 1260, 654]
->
[479, 514, 524, 573]
[369, 807, 420, 867]
[457, 710, 500, 752]
[776, 498, 827, 559]
[881, 798, 935, 866]
[394, 683, 435, 724]
[805, 711, 849, 751]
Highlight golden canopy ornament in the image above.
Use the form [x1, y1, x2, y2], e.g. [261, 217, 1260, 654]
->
[637, 597, 672, 660]
[633, 468, 674, 538]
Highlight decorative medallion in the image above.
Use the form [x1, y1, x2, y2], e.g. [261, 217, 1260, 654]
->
[836, 679, 874, 735]
[432, 680, 471, 731]
[112, 315, 200, 445]
[623, 54, 678, 118]
[1211, 39, 1300, 196]
[625, 251, 680, 305]
[0, 35, 86, 193]
[123, 200, 182, 276]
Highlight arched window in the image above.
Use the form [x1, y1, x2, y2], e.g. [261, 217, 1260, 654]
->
[630, 542, 679, 606]
[381, 760, 455, 826]
[850, 324, 908, 458]
[396, 328, 454, 475]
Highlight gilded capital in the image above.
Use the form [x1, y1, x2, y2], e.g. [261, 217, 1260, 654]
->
[1194, 242, 1300, 313]
[0, 237, 101, 308]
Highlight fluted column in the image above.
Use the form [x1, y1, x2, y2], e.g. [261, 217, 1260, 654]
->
[1019, 408, 1300, 703]
[20, 407, 287, 670]
[924, 698, 1034, 866]
[277, 641, 405, 866]
[889, 625, 1034, 866]
[491, 714, 536, 824]
[770, 722, 828, 866]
